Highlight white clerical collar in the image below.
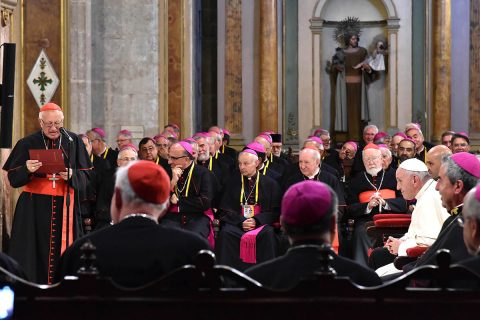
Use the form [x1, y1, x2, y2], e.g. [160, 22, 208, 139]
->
[122, 213, 158, 224]
[307, 167, 320, 179]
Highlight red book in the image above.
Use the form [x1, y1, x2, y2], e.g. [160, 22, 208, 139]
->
[28, 149, 66, 174]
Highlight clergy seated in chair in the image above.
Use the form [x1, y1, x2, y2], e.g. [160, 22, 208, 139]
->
[345, 143, 407, 267]
[369, 159, 449, 276]
[55, 160, 210, 287]
[216, 148, 282, 271]
[245, 181, 381, 290]
[455, 185, 480, 289]
[382, 152, 480, 282]
[161, 141, 216, 245]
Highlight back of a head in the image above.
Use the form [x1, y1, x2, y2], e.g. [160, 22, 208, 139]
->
[281, 181, 338, 238]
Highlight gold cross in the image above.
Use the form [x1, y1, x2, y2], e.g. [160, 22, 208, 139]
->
[49, 174, 59, 189]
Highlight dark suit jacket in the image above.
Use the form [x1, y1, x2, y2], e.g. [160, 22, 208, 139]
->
[55, 217, 211, 287]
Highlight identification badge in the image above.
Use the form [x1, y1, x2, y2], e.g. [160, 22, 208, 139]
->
[242, 204, 255, 218]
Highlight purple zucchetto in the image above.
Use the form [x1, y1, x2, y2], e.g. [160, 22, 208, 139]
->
[344, 141, 358, 152]
[306, 136, 323, 145]
[242, 148, 258, 157]
[246, 142, 266, 154]
[392, 132, 408, 139]
[178, 141, 193, 156]
[91, 127, 106, 138]
[281, 181, 333, 226]
[451, 152, 480, 178]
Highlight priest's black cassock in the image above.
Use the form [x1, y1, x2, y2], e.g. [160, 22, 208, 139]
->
[346, 167, 407, 266]
[198, 156, 230, 208]
[161, 162, 215, 240]
[217, 171, 282, 271]
[2, 130, 91, 283]
[91, 153, 116, 230]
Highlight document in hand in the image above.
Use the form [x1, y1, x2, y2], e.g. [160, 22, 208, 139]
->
[28, 149, 66, 174]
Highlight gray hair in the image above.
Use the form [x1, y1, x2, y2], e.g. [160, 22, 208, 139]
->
[442, 155, 479, 194]
[39, 110, 64, 120]
[115, 161, 168, 212]
[463, 187, 480, 221]
[403, 169, 431, 184]
[363, 124, 379, 134]
[118, 148, 138, 159]
[300, 147, 321, 161]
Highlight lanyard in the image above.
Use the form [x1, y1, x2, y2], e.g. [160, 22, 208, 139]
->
[103, 148, 109, 160]
[364, 170, 385, 193]
[215, 150, 219, 159]
[175, 163, 195, 197]
[221, 145, 225, 153]
[155, 157, 159, 165]
[208, 156, 213, 171]
[90, 154, 94, 163]
[240, 171, 259, 205]
[262, 160, 270, 175]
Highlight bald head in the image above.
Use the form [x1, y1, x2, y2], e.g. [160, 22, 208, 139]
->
[426, 145, 452, 179]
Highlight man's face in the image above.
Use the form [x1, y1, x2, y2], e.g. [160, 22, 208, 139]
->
[255, 137, 272, 157]
[117, 149, 138, 167]
[81, 136, 92, 156]
[426, 151, 442, 179]
[86, 131, 103, 155]
[272, 142, 282, 157]
[380, 148, 392, 170]
[209, 131, 222, 152]
[299, 151, 320, 177]
[197, 137, 210, 162]
[168, 144, 191, 169]
[363, 149, 382, 176]
[155, 137, 170, 159]
[452, 137, 470, 154]
[363, 128, 376, 144]
[398, 140, 416, 162]
[39, 111, 63, 140]
[238, 153, 259, 177]
[320, 134, 331, 150]
[139, 140, 158, 162]
[116, 135, 131, 149]
[396, 168, 416, 200]
[442, 134, 453, 149]
[339, 143, 355, 160]
[436, 164, 457, 211]
[406, 129, 424, 151]
[390, 135, 403, 157]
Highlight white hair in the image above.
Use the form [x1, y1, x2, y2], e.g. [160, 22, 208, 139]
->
[363, 124, 378, 134]
[239, 151, 259, 162]
[38, 110, 64, 120]
[118, 148, 138, 159]
[300, 147, 321, 160]
[115, 161, 168, 211]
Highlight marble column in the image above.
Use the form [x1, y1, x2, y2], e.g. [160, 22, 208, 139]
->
[224, 0, 243, 144]
[470, 0, 480, 146]
[259, 0, 278, 132]
[431, 0, 451, 142]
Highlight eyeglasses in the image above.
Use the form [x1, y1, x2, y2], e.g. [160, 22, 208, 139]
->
[168, 155, 188, 161]
[156, 143, 169, 148]
[118, 157, 137, 161]
[40, 119, 63, 128]
[364, 156, 381, 163]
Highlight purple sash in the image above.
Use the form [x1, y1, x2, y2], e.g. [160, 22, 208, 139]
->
[239, 225, 266, 264]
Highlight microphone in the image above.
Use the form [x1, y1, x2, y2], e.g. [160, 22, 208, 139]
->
[60, 127, 74, 142]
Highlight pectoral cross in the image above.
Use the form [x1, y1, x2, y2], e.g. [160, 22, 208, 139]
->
[49, 174, 59, 189]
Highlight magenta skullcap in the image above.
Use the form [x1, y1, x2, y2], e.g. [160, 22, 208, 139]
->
[118, 129, 132, 136]
[120, 143, 138, 152]
[377, 144, 389, 149]
[246, 142, 266, 154]
[178, 141, 193, 156]
[184, 137, 196, 143]
[451, 152, 480, 178]
[281, 181, 332, 226]
[374, 132, 388, 141]
[242, 148, 258, 157]
[306, 136, 323, 145]
[257, 134, 273, 144]
[223, 129, 230, 136]
[91, 127, 106, 138]
[393, 132, 408, 139]
[344, 141, 358, 151]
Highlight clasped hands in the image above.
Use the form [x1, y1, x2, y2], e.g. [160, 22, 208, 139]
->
[384, 236, 401, 255]
[26, 160, 72, 180]
[242, 218, 256, 232]
[367, 193, 386, 211]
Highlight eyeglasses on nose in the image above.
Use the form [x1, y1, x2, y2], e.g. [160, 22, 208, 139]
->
[41, 119, 63, 128]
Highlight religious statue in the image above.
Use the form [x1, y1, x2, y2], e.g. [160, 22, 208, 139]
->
[328, 17, 378, 142]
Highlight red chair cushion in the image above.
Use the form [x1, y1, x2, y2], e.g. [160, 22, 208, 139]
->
[374, 218, 411, 228]
[373, 213, 411, 222]
[406, 246, 428, 257]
